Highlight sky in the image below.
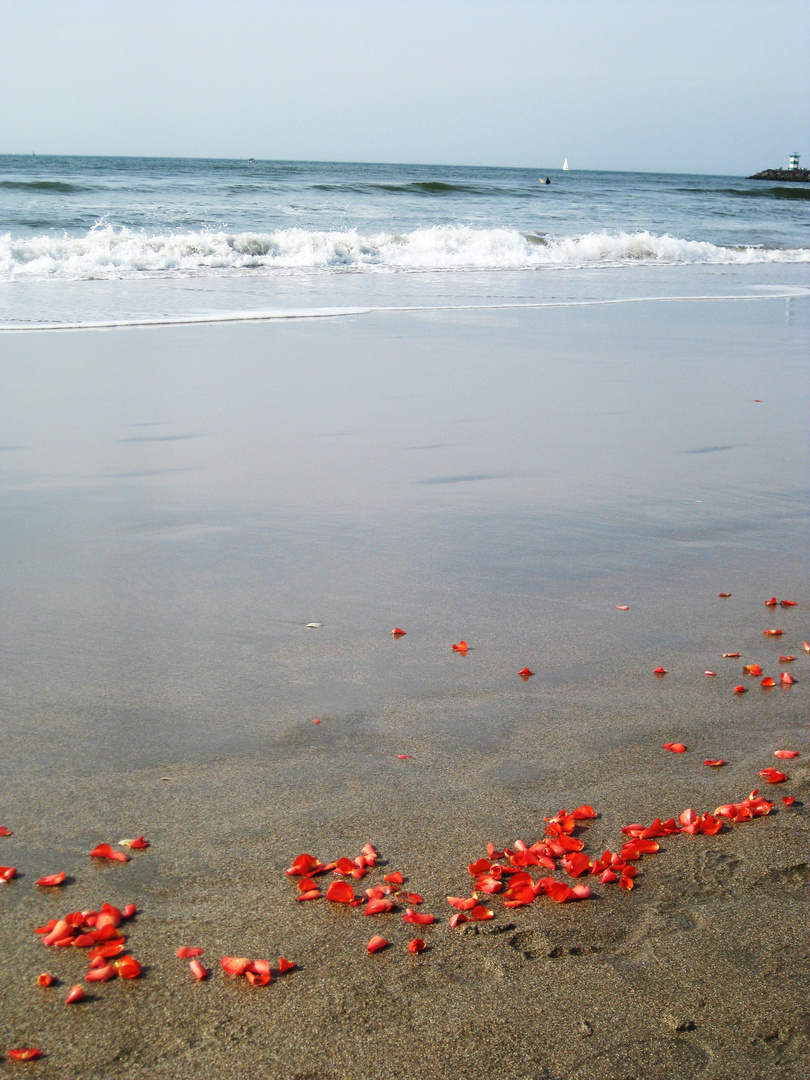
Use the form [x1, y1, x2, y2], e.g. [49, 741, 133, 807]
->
[2, 0, 808, 173]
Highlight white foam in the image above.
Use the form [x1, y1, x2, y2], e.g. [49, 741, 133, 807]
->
[1, 225, 807, 281]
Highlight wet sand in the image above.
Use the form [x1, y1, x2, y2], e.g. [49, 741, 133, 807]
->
[0, 297, 808, 1077]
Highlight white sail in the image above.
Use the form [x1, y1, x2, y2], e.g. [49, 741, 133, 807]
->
[562, 158, 569, 171]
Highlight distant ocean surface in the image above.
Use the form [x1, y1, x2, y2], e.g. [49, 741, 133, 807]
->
[1, 156, 808, 328]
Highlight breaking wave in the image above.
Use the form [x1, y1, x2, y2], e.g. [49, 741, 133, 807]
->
[1, 225, 808, 281]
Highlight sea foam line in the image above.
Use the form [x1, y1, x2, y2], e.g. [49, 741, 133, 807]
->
[3, 290, 808, 333]
[1, 225, 808, 281]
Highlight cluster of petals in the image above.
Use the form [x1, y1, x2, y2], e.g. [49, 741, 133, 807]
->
[89, 843, 129, 863]
[678, 809, 722, 835]
[758, 766, 788, 784]
[34, 902, 141, 989]
[221, 955, 295, 985]
[711, 791, 774, 822]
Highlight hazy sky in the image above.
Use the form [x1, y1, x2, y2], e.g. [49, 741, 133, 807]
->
[2, 0, 808, 173]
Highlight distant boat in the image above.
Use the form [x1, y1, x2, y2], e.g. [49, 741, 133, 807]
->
[562, 158, 569, 171]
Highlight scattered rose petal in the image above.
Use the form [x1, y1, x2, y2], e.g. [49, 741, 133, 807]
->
[326, 880, 355, 904]
[782, 796, 795, 806]
[518, 667, 534, 678]
[333, 858, 357, 876]
[7, 1050, 43, 1061]
[759, 767, 787, 783]
[779, 655, 795, 662]
[763, 629, 783, 637]
[664, 743, 686, 753]
[190, 960, 208, 980]
[397, 754, 411, 759]
[66, 985, 86, 1004]
[384, 871, 404, 885]
[448, 913, 469, 928]
[365, 897, 395, 915]
[774, 750, 799, 759]
[761, 677, 776, 688]
[561, 852, 591, 877]
[403, 908, 435, 925]
[392, 628, 406, 636]
[115, 955, 141, 979]
[123, 904, 137, 919]
[367, 935, 389, 953]
[312, 718, 320, 724]
[35, 872, 66, 887]
[803, 641, 809, 652]
[653, 667, 667, 675]
[277, 957, 296, 974]
[704, 670, 716, 677]
[0, 827, 13, 837]
[616, 605, 629, 610]
[0, 865, 17, 882]
[118, 836, 149, 849]
[780, 673, 794, 685]
[286, 854, 322, 877]
[780, 600, 797, 607]
[90, 844, 128, 862]
[704, 759, 725, 767]
[764, 597, 778, 606]
[176, 947, 203, 959]
[743, 663, 762, 676]
[37, 972, 56, 987]
[88, 942, 125, 960]
[718, 593, 731, 598]
[451, 640, 468, 653]
[85, 964, 116, 983]
[245, 970, 271, 986]
[733, 685, 746, 693]
[221, 956, 251, 977]
[408, 938, 426, 954]
[470, 905, 494, 921]
[723, 653, 740, 658]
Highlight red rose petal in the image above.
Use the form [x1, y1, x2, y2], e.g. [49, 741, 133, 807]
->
[89, 843, 128, 862]
[221, 956, 251, 976]
[367, 935, 389, 953]
[35, 871, 66, 887]
[326, 880, 355, 904]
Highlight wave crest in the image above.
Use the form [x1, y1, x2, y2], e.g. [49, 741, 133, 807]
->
[1, 225, 807, 280]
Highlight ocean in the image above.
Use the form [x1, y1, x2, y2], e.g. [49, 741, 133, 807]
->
[1, 156, 808, 328]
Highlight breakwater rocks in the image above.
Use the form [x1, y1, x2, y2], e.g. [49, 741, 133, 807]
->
[749, 168, 810, 182]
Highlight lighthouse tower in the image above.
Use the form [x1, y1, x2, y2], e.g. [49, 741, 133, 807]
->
[788, 152, 800, 171]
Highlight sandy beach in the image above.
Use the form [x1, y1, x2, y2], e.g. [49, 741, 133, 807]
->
[1, 296, 808, 1078]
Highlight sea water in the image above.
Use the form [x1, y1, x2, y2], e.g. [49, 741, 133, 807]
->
[1, 156, 808, 328]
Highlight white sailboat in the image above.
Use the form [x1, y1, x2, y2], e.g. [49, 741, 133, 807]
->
[562, 158, 569, 171]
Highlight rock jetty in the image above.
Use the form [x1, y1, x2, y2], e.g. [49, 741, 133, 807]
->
[748, 168, 810, 182]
